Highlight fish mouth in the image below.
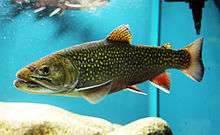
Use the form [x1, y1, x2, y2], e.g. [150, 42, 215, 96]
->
[14, 78, 43, 89]
[14, 78, 70, 94]
[14, 67, 54, 94]
[14, 67, 70, 94]
[13, 79, 54, 94]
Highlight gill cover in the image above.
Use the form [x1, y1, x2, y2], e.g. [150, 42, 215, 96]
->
[58, 56, 79, 91]
[29, 55, 79, 93]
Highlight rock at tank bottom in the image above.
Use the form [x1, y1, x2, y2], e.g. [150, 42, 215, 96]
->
[0, 102, 172, 135]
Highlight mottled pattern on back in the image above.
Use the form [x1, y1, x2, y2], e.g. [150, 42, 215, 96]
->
[56, 40, 191, 91]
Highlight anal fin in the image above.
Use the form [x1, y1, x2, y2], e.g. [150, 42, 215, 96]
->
[150, 72, 170, 93]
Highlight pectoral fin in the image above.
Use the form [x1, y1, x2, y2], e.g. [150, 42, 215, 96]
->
[76, 80, 112, 104]
[150, 72, 170, 93]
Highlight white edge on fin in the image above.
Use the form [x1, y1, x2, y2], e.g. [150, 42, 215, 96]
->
[83, 92, 109, 104]
[81, 80, 112, 104]
[75, 80, 112, 92]
[149, 81, 170, 94]
[181, 70, 198, 82]
[181, 37, 204, 82]
[127, 89, 149, 96]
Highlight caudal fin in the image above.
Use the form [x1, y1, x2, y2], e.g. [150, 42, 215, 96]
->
[181, 38, 204, 82]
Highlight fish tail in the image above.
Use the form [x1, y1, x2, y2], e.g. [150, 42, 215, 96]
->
[180, 38, 204, 82]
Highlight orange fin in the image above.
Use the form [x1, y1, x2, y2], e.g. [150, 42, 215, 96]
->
[150, 72, 170, 93]
[161, 43, 172, 49]
[106, 24, 132, 44]
[181, 38, 204, 82]
[127, 85, 148, 95]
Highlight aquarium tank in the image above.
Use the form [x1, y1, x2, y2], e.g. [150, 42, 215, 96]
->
[0, 0, 219, 134]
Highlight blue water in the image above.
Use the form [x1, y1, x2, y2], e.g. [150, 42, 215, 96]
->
[0, 0, 157, 124]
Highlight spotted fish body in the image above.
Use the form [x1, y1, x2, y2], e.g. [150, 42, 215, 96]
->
[14, 25, 204, 103]
[57, 40, 190, 93]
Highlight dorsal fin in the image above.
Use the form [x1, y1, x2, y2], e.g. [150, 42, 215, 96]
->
[106, 24, 132, 43]
[161, 43, 172, 49]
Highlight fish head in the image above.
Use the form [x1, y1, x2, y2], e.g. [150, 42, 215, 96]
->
[14, 55, 78, 94]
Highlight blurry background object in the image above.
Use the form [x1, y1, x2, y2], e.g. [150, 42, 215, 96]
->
[214, 0, 220, 11]
[164, 0, 207, 34]
[10, 0, 110, 17]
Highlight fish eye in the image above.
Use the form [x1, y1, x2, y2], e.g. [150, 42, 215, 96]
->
[39, 66, 50, 75]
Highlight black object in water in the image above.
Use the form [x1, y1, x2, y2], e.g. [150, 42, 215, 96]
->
[214, 0, 220, 12]
[164, 0, 207, 35]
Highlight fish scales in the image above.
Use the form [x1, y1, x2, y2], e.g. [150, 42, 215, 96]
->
[56, 40, 191, 92]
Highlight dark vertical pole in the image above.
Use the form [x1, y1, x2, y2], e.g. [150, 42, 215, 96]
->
[149, 0, 162, 117]
[157, 0, 162, 117]
[164, 0, 206, 35]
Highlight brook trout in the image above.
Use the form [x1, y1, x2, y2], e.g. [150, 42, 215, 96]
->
[14, 24, 204, 104]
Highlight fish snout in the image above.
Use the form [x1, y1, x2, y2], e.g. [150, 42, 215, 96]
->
[16, 67, 32, 81]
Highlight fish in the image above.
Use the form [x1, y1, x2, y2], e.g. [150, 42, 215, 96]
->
[14, 24, 204, 104]
[11, 0, 110, 17]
